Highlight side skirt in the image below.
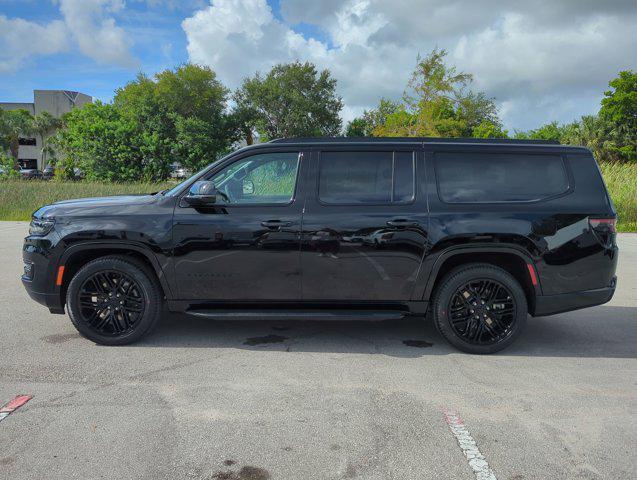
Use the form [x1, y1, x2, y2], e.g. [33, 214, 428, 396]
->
[166, 300, 429, 320]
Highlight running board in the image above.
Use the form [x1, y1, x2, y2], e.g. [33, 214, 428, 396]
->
[184, 309, 408, 321]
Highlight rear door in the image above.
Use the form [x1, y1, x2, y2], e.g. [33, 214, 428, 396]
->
[300, 145, 429, 301]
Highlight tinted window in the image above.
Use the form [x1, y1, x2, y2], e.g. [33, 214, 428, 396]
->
[210, 152, 299, 204]
[319, 151, 414, 204]
[436, 152, 568, 203]
[393, 151, 415, 202]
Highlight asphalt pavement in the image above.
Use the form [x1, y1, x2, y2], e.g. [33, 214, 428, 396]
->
[0, 221, 635, 480]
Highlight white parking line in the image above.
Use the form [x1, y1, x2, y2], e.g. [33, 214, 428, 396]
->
[443, 409, 498, 480]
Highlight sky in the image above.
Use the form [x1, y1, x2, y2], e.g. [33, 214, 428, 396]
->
[1, 0, 636, 131]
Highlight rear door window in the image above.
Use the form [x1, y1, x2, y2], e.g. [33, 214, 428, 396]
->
[435, 152, 569, 203]
[318, 150, 415, 204]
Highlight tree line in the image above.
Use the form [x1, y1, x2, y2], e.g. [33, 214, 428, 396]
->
[1, 50, 634, 181]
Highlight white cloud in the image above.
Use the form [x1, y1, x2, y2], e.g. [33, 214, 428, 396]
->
[451, 11, 637, 128]
[58, 0, 137, 68]
[0, 16, 69, 73]
[183, 0, 414, 116]
[183, 0, 331, 86]
[184, 0, 637, 130]
[0, 0, 135, 73]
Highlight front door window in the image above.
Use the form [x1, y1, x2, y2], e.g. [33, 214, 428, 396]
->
[210, 152, 300, 205]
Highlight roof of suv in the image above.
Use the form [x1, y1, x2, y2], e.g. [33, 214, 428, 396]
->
[269, 137, 560, 144]
[265, 137, 590, 152]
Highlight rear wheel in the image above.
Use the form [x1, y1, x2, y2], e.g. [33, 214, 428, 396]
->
[66, 255, 162, 345]
[432, 263, 527, 354]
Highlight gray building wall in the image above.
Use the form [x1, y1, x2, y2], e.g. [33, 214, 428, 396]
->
[1, 90, 92, 169]
[0, 102, 35, 115]
[33, 90, 92, 117]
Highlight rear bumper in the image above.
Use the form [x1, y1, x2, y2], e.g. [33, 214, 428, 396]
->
[533, 277, 616, 317]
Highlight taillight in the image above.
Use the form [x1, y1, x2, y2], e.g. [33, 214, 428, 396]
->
[589, 218, 617, 233]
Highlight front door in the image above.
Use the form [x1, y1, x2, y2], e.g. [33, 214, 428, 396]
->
[172, 149, 306, 301]
[300, 147, 429, 301]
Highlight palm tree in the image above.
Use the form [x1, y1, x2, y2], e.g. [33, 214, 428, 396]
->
[33, 111, 62, 170]
[0, 109, 35, 170]
[564, 115, 613, 162]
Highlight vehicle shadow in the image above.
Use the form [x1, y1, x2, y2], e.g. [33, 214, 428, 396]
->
[138, 305, 637, 359]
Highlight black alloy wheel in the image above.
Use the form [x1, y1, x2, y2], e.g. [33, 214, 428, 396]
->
[66, 256, 162, 345]
[432, 263, 527, 354]
[448, 279, 516, 345]
[77, 270, 145, 336]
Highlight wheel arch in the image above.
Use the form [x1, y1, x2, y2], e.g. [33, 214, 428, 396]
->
[57, 242, 173, 309]
[421, 246, 541, 314]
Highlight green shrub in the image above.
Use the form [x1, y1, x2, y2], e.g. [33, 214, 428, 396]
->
[0, 154, 18, 179]
[599, 161, 637, 232]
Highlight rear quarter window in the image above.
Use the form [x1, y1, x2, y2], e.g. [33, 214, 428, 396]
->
[435, 152, 569, 203]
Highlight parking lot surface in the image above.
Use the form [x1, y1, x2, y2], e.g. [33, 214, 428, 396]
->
[0, 221, 635, 480]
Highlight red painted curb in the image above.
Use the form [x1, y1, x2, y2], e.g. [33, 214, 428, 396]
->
[0, 395, 33, 421]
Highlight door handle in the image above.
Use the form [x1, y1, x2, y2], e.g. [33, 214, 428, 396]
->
[386, 219, 419, 227]
[261, 220, 293, 229]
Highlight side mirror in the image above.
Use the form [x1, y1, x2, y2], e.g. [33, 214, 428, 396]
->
[184, 181, 218, 206]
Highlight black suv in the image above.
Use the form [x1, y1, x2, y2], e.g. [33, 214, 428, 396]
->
[22, 138, 618, 353]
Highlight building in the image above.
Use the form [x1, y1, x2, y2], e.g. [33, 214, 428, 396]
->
[0, 90, 92, 169]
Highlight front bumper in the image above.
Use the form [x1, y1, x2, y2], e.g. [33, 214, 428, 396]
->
[533, 276, 617, 317]
[21, 280, 64, 314]
[22, 232, 65, 314]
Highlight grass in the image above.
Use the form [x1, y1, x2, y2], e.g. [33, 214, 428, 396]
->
[0, 180, 172, 221]
[0, 161, 635, 232]
[599, 162, 637, 232]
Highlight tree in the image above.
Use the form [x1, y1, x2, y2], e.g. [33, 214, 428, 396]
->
[345, 99, 399, 137]
[52, 63, 237, 180]
[403, 48, 472, 108]
[599, 70, 636, 162]
[514, 121, 566, 142]
[113, 64, 238, 174]
[600, 71, 637, 130]
[32, 111, 62, 169]
[0, 109, 34, 169]
[471, 120, 508, 139]
[0, 153, 18, 178]
[53, 102, 143, 181]
[154, 64, 229, 121]
[234, 61, 343, 141]
[373, 49, 503, 138]
[345, 118, 369, 137]
[561, 115, 616, 162]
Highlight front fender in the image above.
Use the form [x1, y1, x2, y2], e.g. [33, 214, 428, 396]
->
[59, 241, 175, 300]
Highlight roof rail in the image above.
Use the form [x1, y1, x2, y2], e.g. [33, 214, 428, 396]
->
[268, 137, 561, 145]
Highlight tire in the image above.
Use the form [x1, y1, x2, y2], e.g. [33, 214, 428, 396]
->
[432, 263, 527, 354]
[66, 255, 162, 345]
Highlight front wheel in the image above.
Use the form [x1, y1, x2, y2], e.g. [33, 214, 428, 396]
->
[66, 255, 162, 345]
[432, 263, 527, 354]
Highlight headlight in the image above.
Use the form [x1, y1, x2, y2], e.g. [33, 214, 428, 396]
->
[29, 218, 55, 236]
